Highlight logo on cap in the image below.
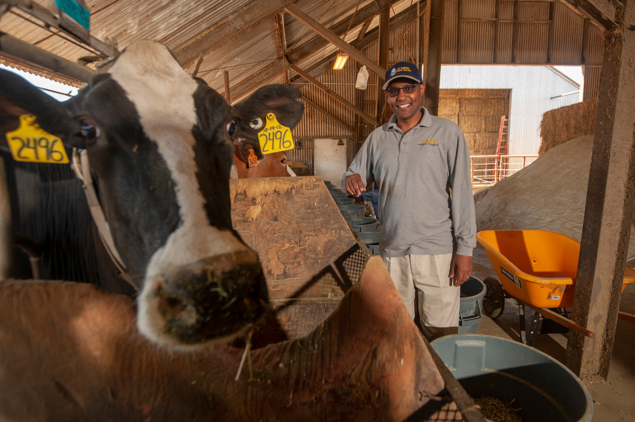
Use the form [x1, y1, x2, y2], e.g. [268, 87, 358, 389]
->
[390, 68, 396, 76]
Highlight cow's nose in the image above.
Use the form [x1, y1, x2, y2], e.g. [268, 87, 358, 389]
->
[150, 250, 268, 346]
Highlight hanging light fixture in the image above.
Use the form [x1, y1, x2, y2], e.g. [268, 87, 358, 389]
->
[333, 52, 349, 70]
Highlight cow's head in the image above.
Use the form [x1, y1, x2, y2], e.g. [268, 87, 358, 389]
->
[231, 85, 303, 175]
[0, 41, 302, 349]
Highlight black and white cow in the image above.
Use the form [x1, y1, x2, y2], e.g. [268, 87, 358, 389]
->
[0, 40, 304, 349]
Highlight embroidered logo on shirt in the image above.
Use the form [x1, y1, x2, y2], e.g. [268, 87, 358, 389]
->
[418, 139, 439, 146]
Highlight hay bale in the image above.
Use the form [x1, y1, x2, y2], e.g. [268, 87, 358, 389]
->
[459, 115, 487, 133]
[539, 99, 597, 156]
[475, 135, 635, 261]
[439, 95, 460, 115]
[474, 133, 499, 155]
[461, 98, 508, 116]
[439, 114, 459, 124]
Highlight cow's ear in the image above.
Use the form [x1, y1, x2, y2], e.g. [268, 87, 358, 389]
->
[233, 84, 304, 130]
[0, 69, 76, 144]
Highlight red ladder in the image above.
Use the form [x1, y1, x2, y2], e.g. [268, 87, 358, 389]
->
[495, 115, 509, 182]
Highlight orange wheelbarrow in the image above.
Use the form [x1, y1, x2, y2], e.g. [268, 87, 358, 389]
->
[476, 230, 635, 346]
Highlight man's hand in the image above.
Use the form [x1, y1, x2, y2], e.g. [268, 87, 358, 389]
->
[449, 254, 473, 287]
[345, 174, 366, 197]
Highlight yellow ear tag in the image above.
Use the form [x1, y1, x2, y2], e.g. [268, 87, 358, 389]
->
[6, 115, 69, 164]
[257, 113, 294, 155]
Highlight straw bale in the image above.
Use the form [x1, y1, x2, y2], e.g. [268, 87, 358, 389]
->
[464, 133, 477, 153]
[473, 133, 499, 155]
[539, 99, 597, 156]
[485, 115, 504, 133]
[438, 95, 460, 115]
[459, 115, 486, 133]
[439, 114, 459, 124]
[461, 98, 507, 116]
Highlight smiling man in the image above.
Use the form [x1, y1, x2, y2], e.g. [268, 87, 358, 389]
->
[342, 61, 476, 339]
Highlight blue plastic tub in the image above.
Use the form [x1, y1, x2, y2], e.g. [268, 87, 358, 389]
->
[459, 276, 486, 334]
[431, 335, 593, 422]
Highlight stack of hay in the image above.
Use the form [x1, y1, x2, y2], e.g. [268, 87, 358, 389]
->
[539, 99, 597, 156]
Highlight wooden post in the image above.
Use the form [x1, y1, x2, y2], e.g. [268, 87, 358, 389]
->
[224, 71, 231, 105]
[0, 156, 12, 279]
[424, 0, 445, 116]
[376, 6, 390, 125]
[565, 0, 635, 381]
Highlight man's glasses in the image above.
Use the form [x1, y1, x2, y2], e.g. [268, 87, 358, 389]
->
[386, 84, 420, 97]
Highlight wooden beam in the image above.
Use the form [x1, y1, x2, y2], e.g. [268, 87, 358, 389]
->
[289, 62, 378, 126]
[618, 311, 635, 324]
[290, 54, 337, 85]
[284, 3, 386, 80]
[560, 0, 618, 30]
[173, 0, 281, 68]
[0, 32, 94, 82]
[356, 18, 374, 41]
[223, 71, 231, 105]
[239, 4, 421, 105]
[300, 96, 354, 133]
[231, 59, 285, 104]
[5, 0, 118, 58]
[275, 13, 290, 85]
[565, 0, 635, 381]
[376, 6, 390, 124]
[286, 0, 390, 64]
[424, 0, 444, 116]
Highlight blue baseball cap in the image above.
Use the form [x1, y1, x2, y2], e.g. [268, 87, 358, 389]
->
[382, 61, 423, 90]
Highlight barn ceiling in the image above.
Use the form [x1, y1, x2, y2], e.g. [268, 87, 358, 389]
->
[0, 0, 612, 101]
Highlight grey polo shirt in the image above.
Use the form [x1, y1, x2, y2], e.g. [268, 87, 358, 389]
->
[342, 107, 476, 257]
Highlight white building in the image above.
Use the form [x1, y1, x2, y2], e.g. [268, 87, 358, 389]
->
[440, 65, 581, 156]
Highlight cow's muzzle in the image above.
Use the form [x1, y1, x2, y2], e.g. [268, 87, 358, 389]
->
[142, 250, 268, 347]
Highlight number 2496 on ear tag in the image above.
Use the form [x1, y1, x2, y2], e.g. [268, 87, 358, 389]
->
[6, 115, 69, 164]
[258, 113, 294, 155]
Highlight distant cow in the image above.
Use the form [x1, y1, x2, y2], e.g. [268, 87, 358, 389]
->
[231, 85, 302, 178]
[0, 40, 302, 349]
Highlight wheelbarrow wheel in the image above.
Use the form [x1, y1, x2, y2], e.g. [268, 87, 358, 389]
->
[483, 277, 505, 319]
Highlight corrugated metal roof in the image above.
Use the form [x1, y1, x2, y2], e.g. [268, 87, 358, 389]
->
[0, 0, 607, 115]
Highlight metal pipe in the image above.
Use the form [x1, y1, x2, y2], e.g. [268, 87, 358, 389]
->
[0, 32, 94, 82]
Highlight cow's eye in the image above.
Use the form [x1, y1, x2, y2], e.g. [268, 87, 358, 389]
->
[249, 117, 263, 129]
[79, 118, 100, 141]
[226, 121, 236, 136]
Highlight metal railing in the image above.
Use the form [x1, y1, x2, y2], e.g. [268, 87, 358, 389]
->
[470, 155, 538, 187]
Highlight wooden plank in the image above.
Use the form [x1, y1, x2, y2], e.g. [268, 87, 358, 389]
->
[356, 18, 373, 41]
[618, 311, 635, 324]
[230, 176, 358, 300]
[286, 0, 390, 64]
[516, 298, 594, 338]
[560, 0, 617, 30]
[0, 32, 94, 82]
[565, 0, 635, 380]
[290, 62, 378, 126]
[283, 3, 386, 79]
[6, 0, 118, 57]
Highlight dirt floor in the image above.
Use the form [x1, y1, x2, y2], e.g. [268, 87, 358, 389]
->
[472, 244, 635, 422]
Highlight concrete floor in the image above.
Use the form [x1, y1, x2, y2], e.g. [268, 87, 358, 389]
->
[471, 244, 635, 421]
